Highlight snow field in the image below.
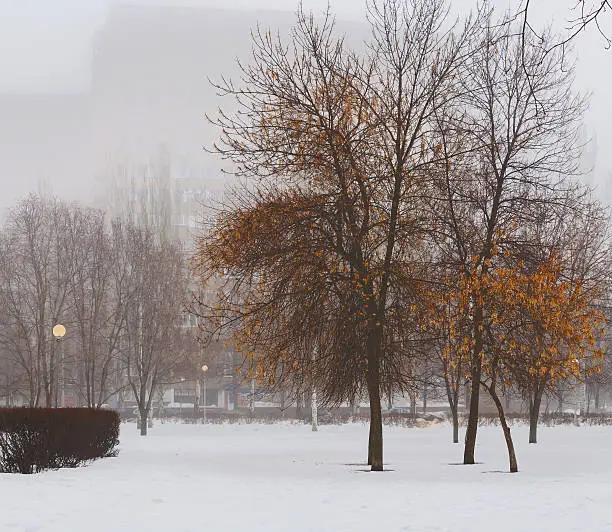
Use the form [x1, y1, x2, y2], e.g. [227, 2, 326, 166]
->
[1, 421, 611, 531]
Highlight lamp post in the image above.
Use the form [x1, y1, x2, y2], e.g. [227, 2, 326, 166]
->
[195, 374, 200, 415]
[52, 324, 66, 408]
[179, 377, 185, 417]
[201, 365, 208, 422]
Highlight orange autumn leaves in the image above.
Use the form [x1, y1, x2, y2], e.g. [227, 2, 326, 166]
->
[424, 255, 604, 389]
[491, 259, 604, 381]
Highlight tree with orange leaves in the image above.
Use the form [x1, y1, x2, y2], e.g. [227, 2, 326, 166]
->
[193, 0, 484, 471]
[430, 247, 606, 472]
[427, 10, 590, 467]
[484, 255, 604, 470]
[504, 196, 611, 444]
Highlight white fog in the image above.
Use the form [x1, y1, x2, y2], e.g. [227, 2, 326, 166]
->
[0, 0, 610, 213]
[1, 2, 612, 531]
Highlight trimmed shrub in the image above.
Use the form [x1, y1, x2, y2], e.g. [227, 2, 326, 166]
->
[0, 408, 120, 474]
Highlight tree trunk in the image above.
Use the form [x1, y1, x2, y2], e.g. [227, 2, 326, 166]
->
[250, 378, 255, 415]
[280, 389, 286, 415]
[451, 404, 459, 444]
[586, 385, 591, 415]
[194, 379, 200, 415]
[311, 388, 318, 432]
[311, 342, 318, 431]
[139, 408, 148, 436]
[443, 372, 460, 444]
[529, 389, 543, 444]
[367, 337, 383, 471]
[463, 360, 481, 464]
[367, 422, 373, 466]
[232, 372, 239, 412]
[464, 305, 484, 465]
[423, 383, 427, 414]
[487, 385, 518, 473]
[367, 385, 383, 471]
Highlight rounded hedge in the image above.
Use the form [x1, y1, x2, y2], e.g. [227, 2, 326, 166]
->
[0, 408, 120, 474]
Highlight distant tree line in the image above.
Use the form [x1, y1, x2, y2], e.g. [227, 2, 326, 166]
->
[0, 194, 193, 435]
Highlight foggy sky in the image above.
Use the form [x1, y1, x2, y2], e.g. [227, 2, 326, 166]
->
[0, 0, 610, 209]
[0, 0, 367, 93]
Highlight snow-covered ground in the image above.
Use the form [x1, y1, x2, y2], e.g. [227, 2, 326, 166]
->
[2, 421, 612, 531]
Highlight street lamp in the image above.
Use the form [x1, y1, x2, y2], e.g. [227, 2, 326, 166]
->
[201, 365, 209, 422]
[179, 377, 186, 416]
[52, 324, 66, 408]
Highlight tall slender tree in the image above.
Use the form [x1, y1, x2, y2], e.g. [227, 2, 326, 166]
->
[453, 16, 587, 466]
[196, 0, 483, 470]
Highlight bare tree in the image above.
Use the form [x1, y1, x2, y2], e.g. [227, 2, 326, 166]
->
[64, 209, 133, 408]
[520, 0, 611, 57]
[121, 222, 188, 435]
[0, 195, 72, 407]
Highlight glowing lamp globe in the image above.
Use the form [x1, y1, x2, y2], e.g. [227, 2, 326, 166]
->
[52, 324, 66, 339]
